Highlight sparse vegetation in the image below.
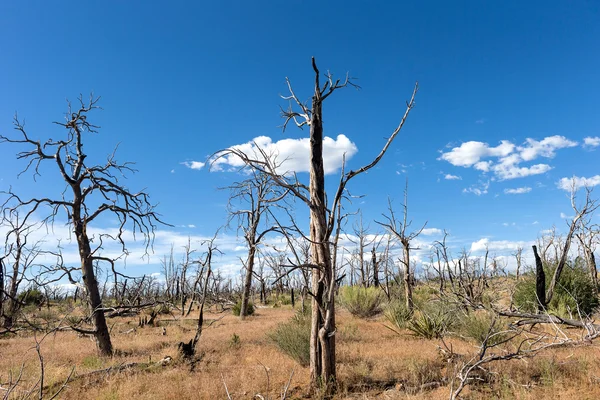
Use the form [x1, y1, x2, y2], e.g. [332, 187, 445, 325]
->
[514, 261, 599, 316]
[268, 309, 311, 367]
[338, 286, 384, 318]
[232, 300, 255, 316]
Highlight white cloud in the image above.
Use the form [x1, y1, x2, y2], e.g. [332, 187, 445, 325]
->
[444, 174, 461, 180]
[519, 136, 577, 161]
[504, 187, 532, 194]
[470, 238, 529, 253]
[439, 135, 577, 181]
[181, 161, 206, 170]
[583, 137, 600, 148]
[421, 228, 442, 236]
[439, 140, 514, 167]
[557, 175, 600, 191]
[463, 181, 489, 196]
[211, 134, 358, 175]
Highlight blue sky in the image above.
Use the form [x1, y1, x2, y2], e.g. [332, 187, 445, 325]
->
[1, 1, 599, 280]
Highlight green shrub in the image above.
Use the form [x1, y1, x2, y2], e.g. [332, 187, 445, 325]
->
[407, 308, 453, 339]
[232, 300, 255, 316]
[269, 309, 311, 366]
[228, 333, 241, 349]
[455, 311, 507, 346]
[384, 301, 412, 332]
[338, 286, 384, 318]
[513, 262, 598, 317]
[18, 288, 45, 306]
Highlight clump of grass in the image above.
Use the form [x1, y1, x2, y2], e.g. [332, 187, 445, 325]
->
[228, 333, 241, 349]
[455, 311, 507, 346]
[268, 309, 311, 367]
[406, 302, 454, 339]
[384, 301, 412, 333]
[232, 300, 255, 316]
[338, 322, 361, 342]
[338, 286, 384, 318]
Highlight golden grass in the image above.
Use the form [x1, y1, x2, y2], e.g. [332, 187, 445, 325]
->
[2, 305, 600, 399]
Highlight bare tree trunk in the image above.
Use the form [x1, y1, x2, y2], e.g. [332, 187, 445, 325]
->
[532, 245, 546, 313]
[76, 222, 113, 355]
[371, 247, 380, 287]
[240, 246, 256, 320]
[402, 243, 413, 312]
[308, 85, 336, 392]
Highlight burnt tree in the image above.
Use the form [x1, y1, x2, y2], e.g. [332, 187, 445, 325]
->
[214, 58, 417, 393]
[1, 95, 164, 355]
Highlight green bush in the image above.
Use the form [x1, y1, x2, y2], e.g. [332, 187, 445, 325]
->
[407, 309, 452, 339]
[384, 301, 412, 332]
[513, 262, 598, 317]
[455, 311, 507, 346]
[269, 309, 311, 366]
[338, 286, 384, 318]
[18, 288, 45, 306]
[232, 300, 255, 316]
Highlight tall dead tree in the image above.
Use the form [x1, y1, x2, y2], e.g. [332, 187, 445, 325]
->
[214, 58, 417, 393]
[377, 183, 426, 313]
[226, 170, 286, 319]
[0, 96, 164, 355]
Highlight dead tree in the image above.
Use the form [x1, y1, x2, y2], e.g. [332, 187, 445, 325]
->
[1, 214, 45, 329]
[347, 211, 376, 287]
[377, 183, 426, 313]
[226, 170, 285, 319]
[213, 58, 417, 392]
[545, 185, 598, 306]
[179, 235, 219, 358]
[513, 245, 523, 281]
[576, 214, 598, 293]
[0, 95, 165, 355]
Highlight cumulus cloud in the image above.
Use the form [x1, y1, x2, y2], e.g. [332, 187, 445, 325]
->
[421, 228, 442, 236]
[504, 187, 532, 194]
[557, 175, 600, 191]
[583, 137, 600, 148]
[211, 134, 358, 175]
[444, 174, 462, 180]
[181, 161, 206, 170]
[470, 238, 529, 253]
[439, 135, 577, 181]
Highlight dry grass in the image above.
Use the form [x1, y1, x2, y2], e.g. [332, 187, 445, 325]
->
[2, 304, 600, 399]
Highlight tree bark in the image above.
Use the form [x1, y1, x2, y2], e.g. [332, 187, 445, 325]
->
[308, 66, 336, 393]
[240, 245, 256, 319]
[402, 240, 413, 313]
[532, 245, 546, 313]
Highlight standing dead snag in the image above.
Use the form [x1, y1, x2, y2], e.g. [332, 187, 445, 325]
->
[377, 182, 426, 313]
[532, 184, 598, 313]
[0, 95, 165, 356]
[225, 170, 286, 320]
[213, 58, 417, 394]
